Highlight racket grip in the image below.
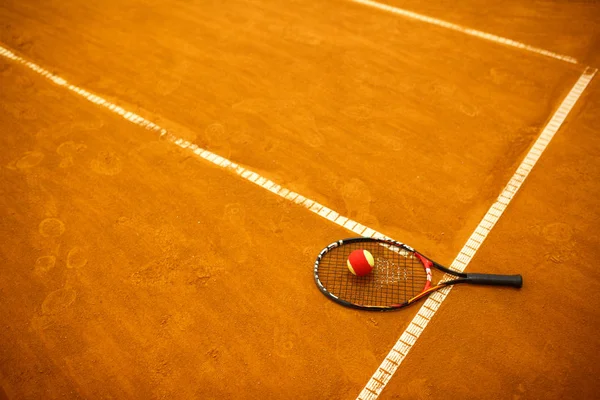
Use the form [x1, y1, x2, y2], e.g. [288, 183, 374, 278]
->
[465, 273, 523, 288]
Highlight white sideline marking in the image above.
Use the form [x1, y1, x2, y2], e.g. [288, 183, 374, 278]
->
[349, 0, 578, 64]
[1, 43, 596, 400]
[0, 43, 387, 239]
[356, 67, 597, 400]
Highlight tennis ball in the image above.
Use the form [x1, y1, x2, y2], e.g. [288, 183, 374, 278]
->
[347, 249, 374, 276]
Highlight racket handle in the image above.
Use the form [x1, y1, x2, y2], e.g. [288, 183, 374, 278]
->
[465, 273, 523, 288]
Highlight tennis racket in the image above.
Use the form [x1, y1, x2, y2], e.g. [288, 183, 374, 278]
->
[314, 237, 522, 311]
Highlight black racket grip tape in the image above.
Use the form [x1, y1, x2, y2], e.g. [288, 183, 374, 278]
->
[465, 273, 523, 288]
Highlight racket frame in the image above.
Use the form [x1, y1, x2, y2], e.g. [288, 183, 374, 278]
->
[313, 237, 521, 311]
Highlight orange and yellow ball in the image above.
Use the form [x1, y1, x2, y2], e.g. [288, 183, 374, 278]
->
[347, 249, 374, 276]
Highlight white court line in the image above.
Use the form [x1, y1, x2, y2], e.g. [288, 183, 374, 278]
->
[356, 66, 597, 400]
[0, 44, 597, 399]
[349, 0, 578, 64]
[0, 44, 384, 239]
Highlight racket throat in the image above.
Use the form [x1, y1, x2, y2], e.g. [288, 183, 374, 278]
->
[414, 252, 434, 291]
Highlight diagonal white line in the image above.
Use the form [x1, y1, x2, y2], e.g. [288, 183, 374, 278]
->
[355, 66, 597, 400]
[0, 43, 387, 238]
[349, 0, 578, 64]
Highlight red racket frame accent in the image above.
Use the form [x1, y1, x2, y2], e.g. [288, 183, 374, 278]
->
[414, 252, 433, 292]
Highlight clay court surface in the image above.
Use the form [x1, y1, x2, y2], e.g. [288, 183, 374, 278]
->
[1, 0, 600, 399]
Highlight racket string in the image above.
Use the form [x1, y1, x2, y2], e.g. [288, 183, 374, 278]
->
[317, 241, 429, 307]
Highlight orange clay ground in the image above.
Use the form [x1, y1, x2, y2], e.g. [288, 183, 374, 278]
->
[1, 0, 599, 399]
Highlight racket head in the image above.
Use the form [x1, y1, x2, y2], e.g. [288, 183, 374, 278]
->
[313, 237, 433, 311]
